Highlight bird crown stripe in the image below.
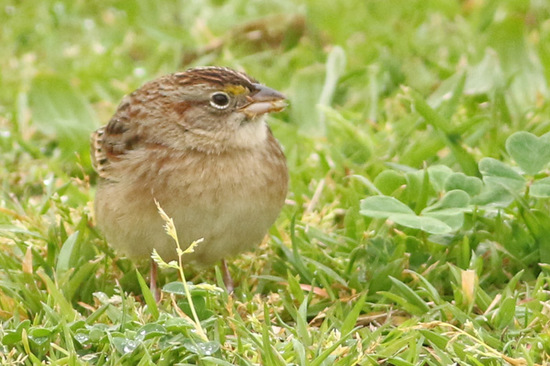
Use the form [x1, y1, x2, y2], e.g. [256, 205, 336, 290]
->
[174, 67, 256, 87]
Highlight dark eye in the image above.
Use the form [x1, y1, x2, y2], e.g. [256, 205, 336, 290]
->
[210, 92, 230, 109]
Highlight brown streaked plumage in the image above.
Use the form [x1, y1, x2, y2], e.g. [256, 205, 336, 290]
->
[91, 67, 288, 294]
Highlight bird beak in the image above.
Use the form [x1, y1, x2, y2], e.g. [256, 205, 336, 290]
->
[241, 83, 287, 118]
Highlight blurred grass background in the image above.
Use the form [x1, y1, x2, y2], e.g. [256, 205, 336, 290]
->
[2, 0, 550, 364]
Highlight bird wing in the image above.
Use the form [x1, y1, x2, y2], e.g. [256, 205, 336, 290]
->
[90, 99, 141, 180]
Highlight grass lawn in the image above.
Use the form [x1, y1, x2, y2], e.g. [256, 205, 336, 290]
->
[2, 0, 550, 364]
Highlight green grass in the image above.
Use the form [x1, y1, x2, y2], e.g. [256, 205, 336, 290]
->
[2, 0, 550, 364]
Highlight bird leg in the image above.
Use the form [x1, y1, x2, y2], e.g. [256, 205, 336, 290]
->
[221, 259, 234, 293]
[150, 258, 160, 302]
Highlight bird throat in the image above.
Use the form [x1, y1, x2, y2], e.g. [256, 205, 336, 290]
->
[234, 117, 268, 148]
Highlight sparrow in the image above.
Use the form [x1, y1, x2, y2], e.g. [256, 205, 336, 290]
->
[91, 66, 288, 295]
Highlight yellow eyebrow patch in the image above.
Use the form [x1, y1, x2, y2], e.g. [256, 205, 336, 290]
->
[223, 84, 248, 95]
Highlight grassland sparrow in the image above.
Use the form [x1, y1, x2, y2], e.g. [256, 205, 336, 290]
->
[91, 67, 288, 294]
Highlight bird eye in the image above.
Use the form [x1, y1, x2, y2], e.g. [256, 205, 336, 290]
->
[210, 92, 230, 109]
